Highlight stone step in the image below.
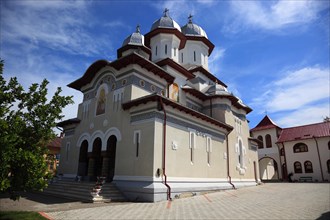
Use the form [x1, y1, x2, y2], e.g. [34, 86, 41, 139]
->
[43, 179, 126, 203]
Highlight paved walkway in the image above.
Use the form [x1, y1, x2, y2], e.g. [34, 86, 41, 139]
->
[1, 183, 329, 219]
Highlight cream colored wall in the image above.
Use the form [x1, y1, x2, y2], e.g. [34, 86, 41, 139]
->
[162, 121, 227, 179]
[224, 108, 259, 181]
[317, 137, 330, 181]
[284, 139, 324, 181]
[251, 128, 282, 179]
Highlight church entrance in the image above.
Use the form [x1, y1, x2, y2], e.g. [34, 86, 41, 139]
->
[101, 135, 117, 182]
[87, 138, 102, 180]
[77, 140, 88, 176]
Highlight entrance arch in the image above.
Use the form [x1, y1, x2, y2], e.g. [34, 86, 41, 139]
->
[77, 140, 88, 176]
[106, 135, 117, 182]
[259, 157, 279, 181]
[87, 137, 102, 180]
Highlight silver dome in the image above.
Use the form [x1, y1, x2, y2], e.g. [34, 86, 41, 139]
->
[181, 14, 208, 38]
[122, 25, 144, 46]
[150, 8, 181, 32]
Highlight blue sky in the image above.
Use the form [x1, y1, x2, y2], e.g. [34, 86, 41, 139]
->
[1, 0, 329, 129]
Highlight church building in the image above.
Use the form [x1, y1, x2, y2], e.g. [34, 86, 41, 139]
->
[57, 9, 260, 202]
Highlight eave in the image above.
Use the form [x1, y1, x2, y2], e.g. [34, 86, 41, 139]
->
[182, 87, 252, 114]
[185, 35, 215, 55]
[122, 94, 233, 132]
[56, 118, 81, 128]
[189, 66, 227, 87]
[144, 28, 187, 50]
[117, 44, 151, 58]
[156, 58, 195, 80]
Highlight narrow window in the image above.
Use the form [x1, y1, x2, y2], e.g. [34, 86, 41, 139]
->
[327, 160, 330, 173]
[165, 45, 167, 55]
[265, 134, 272, 148]
[134, 131, 141, 157]
[294, 161, 302, 173]
[181, 53, 183, 62]
[66, 142, 70, 161]
[257, 135, 264, 149]
[155, 46, 158, 56]
[304, 161, 313, 173]
[189, 131, 195, 164]
[206, 136, 212, 165]
[280, 148, 284, 156]
[238, 140, 244, 168]
[174, 48, 176, 56]
[194, 51, 196, 62]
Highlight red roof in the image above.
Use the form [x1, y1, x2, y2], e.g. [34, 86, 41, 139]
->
[47, 137, 62, 148]
[277, 121, 330, 143]
[250, 115, 281, 132]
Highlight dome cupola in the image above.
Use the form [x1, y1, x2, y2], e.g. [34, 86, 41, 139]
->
[150, 8, 181, 32]
[122, 25, 144, 46]
[181, 14, 207, 38]
[117, 25, 151, 59]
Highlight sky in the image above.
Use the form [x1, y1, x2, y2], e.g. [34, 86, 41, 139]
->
[1, 0, 329, 130]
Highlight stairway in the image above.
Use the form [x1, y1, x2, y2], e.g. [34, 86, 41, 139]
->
[42, 178, 126, 203]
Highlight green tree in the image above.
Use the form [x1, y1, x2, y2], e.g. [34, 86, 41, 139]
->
[0, 60, 73, 200]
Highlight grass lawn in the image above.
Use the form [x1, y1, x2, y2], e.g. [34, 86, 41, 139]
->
[0, 211, 47, 220]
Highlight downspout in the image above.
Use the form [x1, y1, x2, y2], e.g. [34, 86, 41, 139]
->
[313, 136, 324, 181]
[159, 97, 172, 200]
[281, 143, 288, 181]
[226, 133, 236, 189]
[277, 143, 283, 181]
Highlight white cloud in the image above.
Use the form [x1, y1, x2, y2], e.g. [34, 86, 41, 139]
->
[1, 1, 112, 56]
[208, 47, 226, 74]
[276, 104, 329, 127]
[227, 0, 329, 31]
[251, 66, 329, 126]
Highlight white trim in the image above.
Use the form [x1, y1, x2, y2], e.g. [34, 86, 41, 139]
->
[105, 127, 122, 142]
[77, 132, 91, 147]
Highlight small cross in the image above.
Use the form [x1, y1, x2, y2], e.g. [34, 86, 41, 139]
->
[164, 8, 169, 17]
[188, 14, 193, 23]
[136, 24, 140, 33]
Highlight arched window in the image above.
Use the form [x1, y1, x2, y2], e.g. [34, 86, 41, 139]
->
[238, 140, 244, 168]
[155, 46, 158, 56]
[304, 161, 313, 173]
[265, 134, 272, 148]
[294, 161, 302, 173]
[96, 84, 108, 116]
[293, 143, 308, 153]
[257, 136, 264, 149]
[194, 51, 196, 62]
[327, 160, 330, 173]
[169, 83, 179, 102]
[165, 45, 167, 55]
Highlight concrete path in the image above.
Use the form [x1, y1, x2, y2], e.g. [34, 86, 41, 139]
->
[1, 183, 329, 219]
[46, 183, 329, 220]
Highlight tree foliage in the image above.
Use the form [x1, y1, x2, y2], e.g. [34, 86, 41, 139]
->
[0, 60, 73, 200]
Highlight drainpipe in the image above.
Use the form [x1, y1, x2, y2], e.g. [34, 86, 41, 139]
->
[313, 136, 324, 181]
[226, 133, 236, 189]
[159, 97, 172, 200]
[281, 143, 288, 181]
[277, 143, 283, 181]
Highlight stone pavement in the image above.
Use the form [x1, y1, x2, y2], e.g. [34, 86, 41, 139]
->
[43, 183, 329, 220]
